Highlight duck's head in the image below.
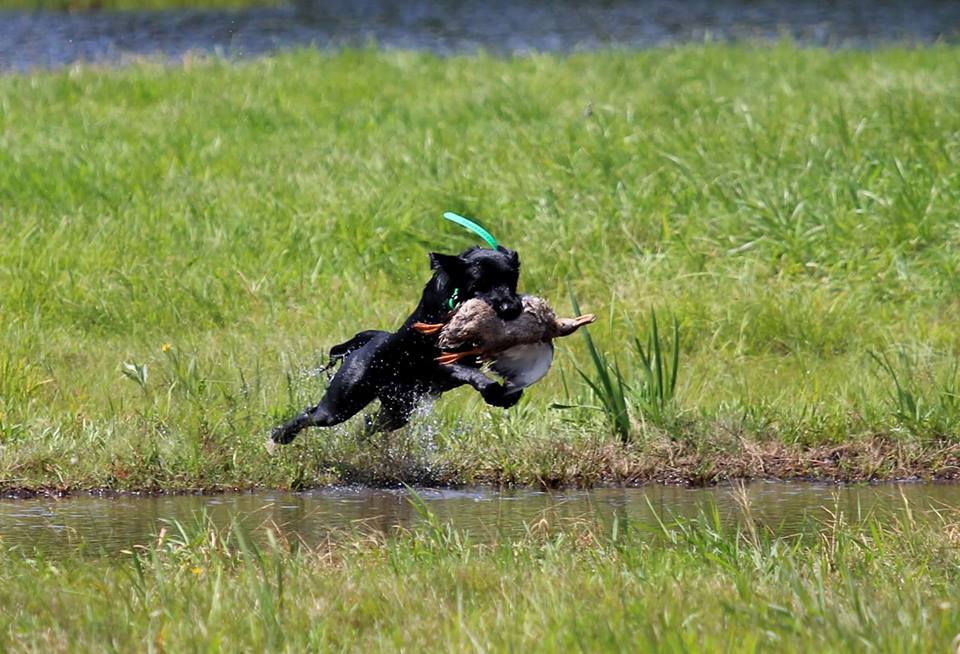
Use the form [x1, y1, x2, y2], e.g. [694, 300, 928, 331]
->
[429, 245, 523, 320]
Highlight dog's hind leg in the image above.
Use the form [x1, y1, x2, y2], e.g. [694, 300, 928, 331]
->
[363, 408, 408, 435]
[364, 393, 422, 435]
[271, 378, 380, 443]
[270, 397, 361, 445]
[271, 333, 388, 445]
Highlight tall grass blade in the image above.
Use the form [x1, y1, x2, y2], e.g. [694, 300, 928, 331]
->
[632, 309, 682, 429]
[569, 286, 632, 442]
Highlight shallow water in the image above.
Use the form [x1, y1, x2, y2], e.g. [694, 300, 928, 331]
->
[1, 482, 958, 554]
[2, 0, 959, 71]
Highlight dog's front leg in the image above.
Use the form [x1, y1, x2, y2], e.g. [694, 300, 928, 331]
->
[444, 364, 523, 409]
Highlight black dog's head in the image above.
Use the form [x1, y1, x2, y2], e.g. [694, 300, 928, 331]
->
[429, 245, 522, 320]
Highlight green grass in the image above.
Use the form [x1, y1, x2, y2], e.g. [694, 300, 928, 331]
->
[3, 46, 960, 491]
[0, 494, 958, 652]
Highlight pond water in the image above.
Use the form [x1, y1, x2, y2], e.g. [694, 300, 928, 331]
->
[1, 482, 958, 555]
[2, 0, 959, 71]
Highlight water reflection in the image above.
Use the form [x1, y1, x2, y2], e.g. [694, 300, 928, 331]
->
[1, 482, 958, 555]
[1, 0, 959, 71]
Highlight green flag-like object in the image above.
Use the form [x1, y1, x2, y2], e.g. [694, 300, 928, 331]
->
[443, 212, 499, 249]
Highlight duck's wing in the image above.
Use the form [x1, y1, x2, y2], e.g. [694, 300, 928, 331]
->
[490, 342, 555, 389]
[437, 299, 499, 350]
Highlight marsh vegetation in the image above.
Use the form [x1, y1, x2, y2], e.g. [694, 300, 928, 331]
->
[1, 490, 958, 652]
[2, 46, 960, 492]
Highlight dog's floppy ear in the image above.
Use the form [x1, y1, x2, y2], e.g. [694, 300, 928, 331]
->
[429, 252, 466, 276]
[497, 246, 520, 270]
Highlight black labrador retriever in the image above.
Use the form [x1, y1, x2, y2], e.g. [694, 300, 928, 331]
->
[270, 245, 524, 445]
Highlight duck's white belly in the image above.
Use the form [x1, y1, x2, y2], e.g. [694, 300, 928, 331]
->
[491, 342, 555, 389]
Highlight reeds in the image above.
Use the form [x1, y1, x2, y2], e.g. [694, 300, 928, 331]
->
[568, 289, 681, 442]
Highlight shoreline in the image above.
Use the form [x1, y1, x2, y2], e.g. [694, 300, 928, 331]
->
[4, 437, 958, 499]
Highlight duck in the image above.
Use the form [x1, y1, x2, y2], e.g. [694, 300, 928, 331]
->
[413, 295, 596, 389]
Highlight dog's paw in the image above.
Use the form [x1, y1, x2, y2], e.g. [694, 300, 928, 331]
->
[269, 424, 297, 446]
[482, 383, 523, 408]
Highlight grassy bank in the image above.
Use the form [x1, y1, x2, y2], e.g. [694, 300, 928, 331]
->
[2, 46, 960, 492]
[1, 496, 958, 651]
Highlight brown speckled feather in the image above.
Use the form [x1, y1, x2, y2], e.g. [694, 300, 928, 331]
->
[432, 295, 596, 388]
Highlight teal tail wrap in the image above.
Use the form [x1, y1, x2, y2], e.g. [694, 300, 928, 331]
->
[443, 212, 499, 250]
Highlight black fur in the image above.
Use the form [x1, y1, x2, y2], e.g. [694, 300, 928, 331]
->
[270, 245, 524, 445]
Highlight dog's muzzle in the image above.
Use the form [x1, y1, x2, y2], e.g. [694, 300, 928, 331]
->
[494, 296, 523, 320]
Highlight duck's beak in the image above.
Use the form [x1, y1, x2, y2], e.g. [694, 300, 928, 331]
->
[556, 314, 596, 336]
[413, 322, 444, 335]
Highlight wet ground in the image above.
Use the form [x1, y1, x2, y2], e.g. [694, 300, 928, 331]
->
[1, 482, 958, 554]
[2, 0, 959, 71]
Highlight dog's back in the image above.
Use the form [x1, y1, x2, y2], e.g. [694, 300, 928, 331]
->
[271, 245, 525, 445]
